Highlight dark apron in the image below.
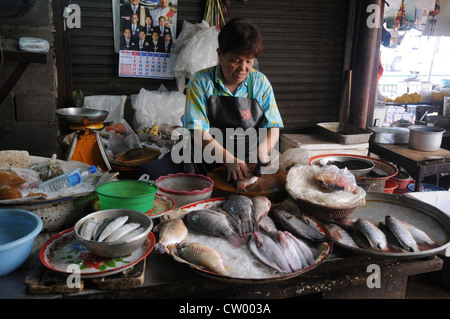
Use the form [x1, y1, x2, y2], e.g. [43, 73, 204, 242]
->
[186, 75, 265, 175]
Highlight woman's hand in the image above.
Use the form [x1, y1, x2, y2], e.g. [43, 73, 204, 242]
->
[225, 160, 250, 181]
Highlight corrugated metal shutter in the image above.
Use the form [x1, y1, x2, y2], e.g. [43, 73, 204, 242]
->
[61, 0, 351, 133]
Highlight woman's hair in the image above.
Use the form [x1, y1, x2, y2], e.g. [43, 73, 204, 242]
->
[218, 18, 263, 58]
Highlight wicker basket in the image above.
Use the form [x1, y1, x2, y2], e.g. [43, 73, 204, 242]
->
[287, 189, 360, 220]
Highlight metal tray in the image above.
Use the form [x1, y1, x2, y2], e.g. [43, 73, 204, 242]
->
[56, 107, 109, 124]
[316, 122, 372, 145]
[333, 192, 450, 259]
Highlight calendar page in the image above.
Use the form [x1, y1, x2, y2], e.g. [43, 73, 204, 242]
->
[118, 50, 174, 79]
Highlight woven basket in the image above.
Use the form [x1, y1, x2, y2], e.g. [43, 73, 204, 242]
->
[287, 189, 359, 220]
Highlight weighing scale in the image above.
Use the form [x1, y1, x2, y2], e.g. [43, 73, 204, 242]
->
[56, 107, 111, 171]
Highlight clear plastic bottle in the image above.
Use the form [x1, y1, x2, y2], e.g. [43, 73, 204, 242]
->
[39, 165, 98, 193]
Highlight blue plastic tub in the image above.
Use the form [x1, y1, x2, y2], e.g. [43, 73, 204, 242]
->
[407, 183, 447, 192]
[0, 209, 43, 277]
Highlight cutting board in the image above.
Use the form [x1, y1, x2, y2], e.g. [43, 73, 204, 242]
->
[207, 165, 288, 202]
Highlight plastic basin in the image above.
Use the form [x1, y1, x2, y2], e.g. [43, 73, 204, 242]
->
[0, 209, 43, 277]
[96, 180, 158, 213]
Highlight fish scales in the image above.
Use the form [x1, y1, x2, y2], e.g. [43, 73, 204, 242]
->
[270, 209, 325, 242]
[385, 216, 419, 252]
[355, 219, 389, 252]
[154, 219, 188, 253]
[248, 232, 291, 274]
[222, 195, 254, 236]
[176, 242, 228, 275]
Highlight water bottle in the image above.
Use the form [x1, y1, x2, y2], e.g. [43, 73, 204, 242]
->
[39, 165, 98, 193]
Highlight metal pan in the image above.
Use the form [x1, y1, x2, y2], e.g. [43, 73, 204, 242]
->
[332, 192, 450, 259]
[56, 107, 109, 124]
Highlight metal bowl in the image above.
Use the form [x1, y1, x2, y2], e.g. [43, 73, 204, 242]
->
[56, 107, 109, 124]
[74, 209, 153, 258]
[318, 155, 375, 177]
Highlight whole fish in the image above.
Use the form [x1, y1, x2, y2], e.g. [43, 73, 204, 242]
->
[354, 219, 389, 252]
[222, 195, 254, 236]
[385, 216, 419, 252]
[400, 220, 438, 248]
[97, 216, 129, 242]
[284, 231, 316, 267]
[322, 222, 359, 248]
[378, 222, 409, 253]
[105, 222, 141, 242]
[176, 242, 229, 275]
[277, 231, 303, 272]
[119, 226, 146, 241]
[236, 175, 259, 191]
[79, 217, 98, 240]
[184, 209, 244, 247]
[251, 196, 271, 225]
[92, 218, 113, 241]
[154, 219, 188, 253]
[258, 215, 278, 236]
[270, 209, 326, 242]
[248, 232, 291, 274]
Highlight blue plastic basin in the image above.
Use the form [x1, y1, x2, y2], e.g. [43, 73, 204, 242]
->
[0, 209, 43, 277]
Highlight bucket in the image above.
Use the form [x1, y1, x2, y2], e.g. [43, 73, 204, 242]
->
[96, 180, 158, 213]
[384, 179, 398, 193]
[409, 125, 446, 152]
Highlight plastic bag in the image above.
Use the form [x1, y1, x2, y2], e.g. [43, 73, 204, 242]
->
[172, 20, 219, 92]
[107, 119, 141, 156]
[30, 154, 64, 182]
[10, 168, 42, 189]
[279, 148, 309, 171]
[315, 165, 357, 193]
[83, 95, 126, 124]
[19, 37, 50, 53]
[132, 85, 185, 129]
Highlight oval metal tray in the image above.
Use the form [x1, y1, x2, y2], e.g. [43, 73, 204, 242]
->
[333, 192, 450, 259]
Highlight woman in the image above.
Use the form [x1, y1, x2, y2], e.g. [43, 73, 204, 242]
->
[139, 18, 283, 182]
[183, 18, 283, 181]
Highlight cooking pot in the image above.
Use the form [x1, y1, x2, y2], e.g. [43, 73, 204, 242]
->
[409, 125, 446, 152]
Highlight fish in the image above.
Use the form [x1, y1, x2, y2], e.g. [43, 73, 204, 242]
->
[221, 195, 255, 236]
[119, 226, 146, 241]
[270, 209, 326, 242]
[79, 217, 98, 240]
[92, 218, 113, 241]
[97, 216, 129, 242]
[248, 232, 291, 274]
[154, 219, 188, 253]
[315, 168, 357, 193]
[105, 222, 141, 242]
[236, 175, 259, 191]
[385, 216, 419, 252]
[277, 231, 303, 272]
[258, 215, 278, 236]
[284, 231, 316, 267]
[353, 219, 389, 252]
[378, 222, 410, 253]
[332, 217, 358, 231]
[322, 222, 359, 248]
[400, 220, 439, 248]
[251, 195, 271, 226]
[176, 242, 229, 275]
[183, 209, 244, 247]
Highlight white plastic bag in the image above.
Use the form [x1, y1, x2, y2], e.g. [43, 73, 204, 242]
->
[279, 148, 309, 171]
[83, 95, 126, 124]
[172, 20, 219, 92]
[107, 120, 141, 155]
[19, 37, 50, 53]
[132, 85, 185, 129]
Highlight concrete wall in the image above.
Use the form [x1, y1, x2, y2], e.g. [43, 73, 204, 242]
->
[0, 0, 59, 158]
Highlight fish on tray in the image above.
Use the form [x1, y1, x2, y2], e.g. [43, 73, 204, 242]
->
[322, 222, 359, 248]
[175, 242, 230, 275]
[154, 219, 188, 253]
[384, 215, 419, 252]
[353, 219, 390, 252]
[248, 232, 291, 274]
[270, 209, 326, 242]
[183, 208, 244, 247]
[221, 194, 255, 237]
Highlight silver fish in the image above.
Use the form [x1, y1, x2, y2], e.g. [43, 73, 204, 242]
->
[105, 222, 141, 242]
[270, 209, 326, 241]
[154, 219, 188, 253]
[97, 216, 129, 242]
[251, 195, 271, 225]
[248, 232, 291, 274]
[385, 216, 419, 252]
[80, 217, 98, 240]
[258, 215, 278, 236]
[92, 218, 113, 241]
[400, 220, 438, 248]
[322, 223, 359, 248]
[277, 231, 303, 271]
[354, 219, 389, 252]
[119, 226, 146, 241]
[285, 231, 316, 266]
[184, 209, 244, 247]
[378, 222, 409, 253]
[222, 195, 254, 236]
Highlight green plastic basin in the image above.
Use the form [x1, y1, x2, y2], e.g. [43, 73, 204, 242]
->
[96, 180, 158, 213]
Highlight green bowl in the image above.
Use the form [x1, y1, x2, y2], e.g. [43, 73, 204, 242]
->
[96, 180, 158, 213]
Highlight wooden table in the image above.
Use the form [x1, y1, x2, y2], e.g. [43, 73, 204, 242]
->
[369, 142, 450, 191]
[3, 248, 443, 300]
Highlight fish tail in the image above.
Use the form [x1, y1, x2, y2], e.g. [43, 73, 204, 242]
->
[154, 243, 167, 254]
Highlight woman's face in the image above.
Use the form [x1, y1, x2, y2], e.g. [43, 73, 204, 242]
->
[218, 49, 254, 88]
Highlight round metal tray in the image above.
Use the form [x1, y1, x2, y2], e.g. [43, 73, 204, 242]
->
[333, 192, 450, 259]
[56, 107, 109, 124]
